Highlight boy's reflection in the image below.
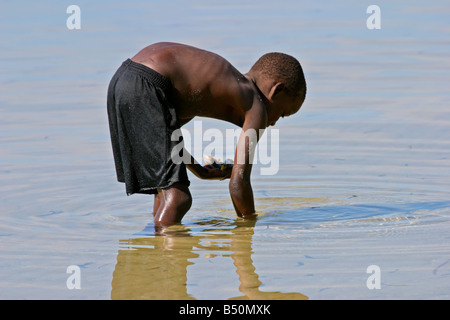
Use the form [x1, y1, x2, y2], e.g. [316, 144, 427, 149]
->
[111, 219, 307, 300]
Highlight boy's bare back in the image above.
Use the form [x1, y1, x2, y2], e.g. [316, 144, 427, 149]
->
[131, 42, 264, 127]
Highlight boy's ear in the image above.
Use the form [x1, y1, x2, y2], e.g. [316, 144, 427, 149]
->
[269, 82, 285, 100]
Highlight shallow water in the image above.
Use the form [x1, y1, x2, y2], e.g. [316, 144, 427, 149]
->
[1, 1, 449, 299]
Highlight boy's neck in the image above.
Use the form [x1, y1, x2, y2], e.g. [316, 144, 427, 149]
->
[244, 72, 272, 109]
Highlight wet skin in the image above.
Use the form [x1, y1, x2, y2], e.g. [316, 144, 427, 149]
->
[131, 42, 303, 225]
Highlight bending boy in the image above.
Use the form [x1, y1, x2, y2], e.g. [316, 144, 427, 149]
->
[107, 42, 306, 226]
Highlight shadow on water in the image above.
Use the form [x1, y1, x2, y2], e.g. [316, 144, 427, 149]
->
[111, 218, 308, 300]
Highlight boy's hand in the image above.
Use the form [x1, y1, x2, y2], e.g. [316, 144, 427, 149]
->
[201, 164, 232, 180]
[186, 162, 232, 180]
[185, 150, 232, 181]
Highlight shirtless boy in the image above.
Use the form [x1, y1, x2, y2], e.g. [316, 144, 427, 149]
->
[107, 42, 306, 226]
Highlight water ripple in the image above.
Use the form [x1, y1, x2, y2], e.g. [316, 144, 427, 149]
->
[257, 199, 450, 234]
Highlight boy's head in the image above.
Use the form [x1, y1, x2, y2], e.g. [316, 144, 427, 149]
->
[249, 52, 306, 126]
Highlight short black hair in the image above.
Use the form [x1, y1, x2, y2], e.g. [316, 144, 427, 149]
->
[250, 52, 306, 101]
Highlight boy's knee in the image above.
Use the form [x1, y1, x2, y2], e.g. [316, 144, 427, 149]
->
[173, 187, 192, 213]
[155, 182, 192, 225]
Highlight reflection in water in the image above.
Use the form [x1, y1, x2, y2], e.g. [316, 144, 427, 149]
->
[111, 219, 307, 300]
[111, 225, 197, 300]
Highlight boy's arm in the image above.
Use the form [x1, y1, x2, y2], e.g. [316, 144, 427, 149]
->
[229, 96, 267, 219]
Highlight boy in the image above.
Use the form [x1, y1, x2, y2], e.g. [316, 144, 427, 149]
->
[107, 42, 306, 226]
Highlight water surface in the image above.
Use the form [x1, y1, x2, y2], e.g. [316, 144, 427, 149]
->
[1, 0, 449, 299]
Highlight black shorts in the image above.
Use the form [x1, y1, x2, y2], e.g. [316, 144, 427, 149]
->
[107, 59, 190, 195]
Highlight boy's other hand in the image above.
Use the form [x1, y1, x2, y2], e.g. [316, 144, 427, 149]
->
[202, 164, 232, 180]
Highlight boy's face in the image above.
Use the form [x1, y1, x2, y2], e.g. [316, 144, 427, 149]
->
[267, 92, 303, 127]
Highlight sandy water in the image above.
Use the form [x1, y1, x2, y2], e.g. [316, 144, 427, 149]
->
[1, 0, 449, 299]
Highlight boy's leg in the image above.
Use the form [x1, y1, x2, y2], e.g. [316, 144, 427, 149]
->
[154, 182, 192, 226]
[153, 192, 162, 217]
